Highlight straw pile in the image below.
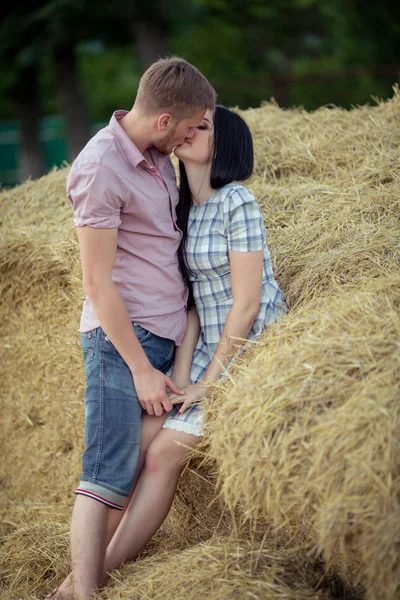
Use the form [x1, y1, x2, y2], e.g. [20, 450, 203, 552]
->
[203, 275, 399, 596]
[0, 86, 399, 599]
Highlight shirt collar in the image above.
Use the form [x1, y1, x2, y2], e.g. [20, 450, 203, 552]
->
[108, 110, 169, 171]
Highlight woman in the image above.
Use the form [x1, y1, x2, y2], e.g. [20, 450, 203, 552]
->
[49, 106, 286, 599]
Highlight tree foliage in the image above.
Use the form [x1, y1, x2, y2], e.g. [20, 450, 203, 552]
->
[0, 0, 399, 119]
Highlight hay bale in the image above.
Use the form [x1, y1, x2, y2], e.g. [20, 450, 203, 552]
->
[1, 527, 343, 600]
[1, 88, 399, 599]
[263, 178, 399, 307]
[100, 536, 335, 600]
[0, 170, 81, 306]
[0, 522, 70, 599]
[244, 86, 400, 184]
[203, 275, 400, 600]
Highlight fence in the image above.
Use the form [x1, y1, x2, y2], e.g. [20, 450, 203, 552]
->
[0, 116, 105, 188]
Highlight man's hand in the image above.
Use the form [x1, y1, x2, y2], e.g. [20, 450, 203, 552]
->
[132, 367, 184, 416]
[169, 382, 207, 415]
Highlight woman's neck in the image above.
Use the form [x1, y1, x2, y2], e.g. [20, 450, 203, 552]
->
[184, 163, 214, 206]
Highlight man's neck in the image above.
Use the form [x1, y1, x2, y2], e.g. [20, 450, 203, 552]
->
[119, 108, 153, 155]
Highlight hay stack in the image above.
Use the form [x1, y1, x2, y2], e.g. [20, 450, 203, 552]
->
[1, 527, 338, 600]
[1, 87, 399, 599]
[100, 536, 336, 600]
[202, 89, 400, 599]
[203, 275, 400, 599]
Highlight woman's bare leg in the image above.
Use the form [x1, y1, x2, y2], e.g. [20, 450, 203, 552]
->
[106, 413, 170, 543]
[102, 428, 200, 576]
[53, 413, 169, 599]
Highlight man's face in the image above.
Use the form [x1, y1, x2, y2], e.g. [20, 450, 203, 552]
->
[153, 110, 206, 155]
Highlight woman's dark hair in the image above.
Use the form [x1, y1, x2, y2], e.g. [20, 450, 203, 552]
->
[176, 105, 254, 309]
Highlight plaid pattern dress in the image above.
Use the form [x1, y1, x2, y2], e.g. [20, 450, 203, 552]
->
[163, 183, 287, 436]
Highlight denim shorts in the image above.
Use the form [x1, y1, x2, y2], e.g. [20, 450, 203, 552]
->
[75, 322, 175, 510]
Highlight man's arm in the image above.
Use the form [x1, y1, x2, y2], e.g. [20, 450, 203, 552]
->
[77, 225, 183, 415]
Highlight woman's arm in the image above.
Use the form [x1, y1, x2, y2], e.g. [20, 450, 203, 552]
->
[202, 248, 263, 383]
[172, 249, 263, 413]
[170, 306, 200, 387]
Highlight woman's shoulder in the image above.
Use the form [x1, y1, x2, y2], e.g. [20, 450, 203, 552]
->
[217, 183, 258, 212]
[215, 183, 254, 203]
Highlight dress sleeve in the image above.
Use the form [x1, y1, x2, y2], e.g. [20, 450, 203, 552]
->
[66, 162, 123, 228]
[223, 186, 265, 252]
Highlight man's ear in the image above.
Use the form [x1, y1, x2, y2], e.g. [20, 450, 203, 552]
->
[157, 113, 173, 132]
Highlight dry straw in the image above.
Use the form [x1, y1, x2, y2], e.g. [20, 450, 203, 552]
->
[100, 536, 335, 600]
[0, 87, 399, 599]
[1, 527, 337, 600]
[202, 275, 400, 599]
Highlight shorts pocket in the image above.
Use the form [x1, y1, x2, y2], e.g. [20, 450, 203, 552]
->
[141, 334, 175, 373]
[132, 322, 152, 343]
[80, 329, 97, 378]
[157, 341, 175, 373]
[100, 322, 152, 356]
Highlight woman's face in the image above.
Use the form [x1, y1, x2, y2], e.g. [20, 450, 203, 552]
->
[173, 109, 214, 165]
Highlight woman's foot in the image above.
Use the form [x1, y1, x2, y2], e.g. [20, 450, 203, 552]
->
[44, 588, 70, 600]
[45, 573, 73, 600]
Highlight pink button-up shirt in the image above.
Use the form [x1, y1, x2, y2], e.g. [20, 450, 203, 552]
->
[66, 110, 187, 344]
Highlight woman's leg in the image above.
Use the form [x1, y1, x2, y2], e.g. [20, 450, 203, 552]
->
[53, 413, 169, 599]
[103, 427, 200, 576]
[106, 413, 170, 544]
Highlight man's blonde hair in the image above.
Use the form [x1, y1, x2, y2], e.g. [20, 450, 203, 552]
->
[135, 56, 216, 118]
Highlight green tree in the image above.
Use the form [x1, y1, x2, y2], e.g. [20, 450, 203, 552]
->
[0, 4, 47, 180]
[1, 0, 200, 181]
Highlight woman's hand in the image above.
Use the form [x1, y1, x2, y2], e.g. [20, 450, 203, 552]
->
[169, 382, 207, 415]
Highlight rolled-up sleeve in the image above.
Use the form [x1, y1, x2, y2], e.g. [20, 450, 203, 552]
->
[67, 162, 123, 228]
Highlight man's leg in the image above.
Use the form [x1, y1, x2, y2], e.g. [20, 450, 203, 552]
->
[70, 496, 109, 598]
[53, 326, 175, 599]
[53, 413, 169, 600]
[69, 326, 142, 598]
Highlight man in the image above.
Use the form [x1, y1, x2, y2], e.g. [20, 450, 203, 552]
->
[59, 57, 215, 599]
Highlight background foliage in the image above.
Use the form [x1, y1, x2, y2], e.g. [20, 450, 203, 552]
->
[0, 1, 399, 185]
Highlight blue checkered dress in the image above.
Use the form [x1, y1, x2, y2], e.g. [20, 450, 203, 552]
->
[163, 183, 287, 436]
